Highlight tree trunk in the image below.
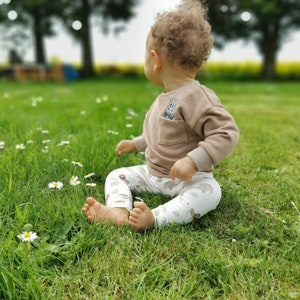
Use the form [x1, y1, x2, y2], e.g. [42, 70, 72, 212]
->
[80, 0, 95, 78]
[259, 23, 279, 81]
[32, 14, 46, 64]
[261, 49, 277, 81]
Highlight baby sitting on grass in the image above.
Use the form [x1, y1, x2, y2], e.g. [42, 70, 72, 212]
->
[82, 0, 239, 232]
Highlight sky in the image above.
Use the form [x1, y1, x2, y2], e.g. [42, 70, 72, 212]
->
[1, 0, 300, 63]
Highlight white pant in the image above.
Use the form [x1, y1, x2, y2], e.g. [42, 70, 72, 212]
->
[105, 165, 221, 227]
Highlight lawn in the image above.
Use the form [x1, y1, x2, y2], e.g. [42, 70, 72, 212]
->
[0, 78, 299, 299]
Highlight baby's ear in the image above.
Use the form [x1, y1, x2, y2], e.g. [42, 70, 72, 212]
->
[151, 50, 162, 71]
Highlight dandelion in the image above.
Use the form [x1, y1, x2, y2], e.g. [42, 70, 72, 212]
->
[16, 144, 26, 150]
[70, 176, 81, 186]
[48, 181, 63, 189]
[72, 161, 83, 167]
[84, 173, 95, 179]
[17, 231, 38, 242]
[86, 183, 96, 187]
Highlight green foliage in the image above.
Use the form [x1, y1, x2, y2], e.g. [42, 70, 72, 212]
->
[91, 61, 300, 81]
[0, 79, 299, 299]
[206, 0, 300, 79]
[199, 61, 300, 81]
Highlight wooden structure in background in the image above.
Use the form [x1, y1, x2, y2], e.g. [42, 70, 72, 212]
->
[14, 64, 64, 82]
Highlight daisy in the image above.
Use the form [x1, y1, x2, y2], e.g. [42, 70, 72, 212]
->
[16, 144, 26, 150]
[107, 130, 119, 135]
[70, 176, 81, 186]
[42, 146, 49, 153]
[48, 181, 63, 189]
[58, 140, 70, 146]
[17, 231, 38, 242]
[0, 141, 5, 149]
[84, 173, 95, 179]
[86, 183, 96, 187]
[72, 161, 83, 167]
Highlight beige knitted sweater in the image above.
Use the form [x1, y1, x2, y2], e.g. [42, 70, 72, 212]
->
[133, 80, 239, 177]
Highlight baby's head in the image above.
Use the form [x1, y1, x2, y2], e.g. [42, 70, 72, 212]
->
[151, 0, 213, 71]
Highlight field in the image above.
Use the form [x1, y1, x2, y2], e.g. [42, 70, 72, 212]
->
[0, 78, 299, 299]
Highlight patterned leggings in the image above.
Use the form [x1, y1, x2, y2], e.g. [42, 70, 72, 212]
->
[105, 165, 221, 227]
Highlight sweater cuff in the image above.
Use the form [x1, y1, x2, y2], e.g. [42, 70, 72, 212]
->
[133, 136, 147, 152]
[187, 147, 213, 171]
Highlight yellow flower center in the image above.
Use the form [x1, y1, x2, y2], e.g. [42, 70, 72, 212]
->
[24, 232, 31, 238]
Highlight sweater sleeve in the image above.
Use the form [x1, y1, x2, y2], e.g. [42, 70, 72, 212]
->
[133, 135, 147, 152]
[188, 105, 239, 169]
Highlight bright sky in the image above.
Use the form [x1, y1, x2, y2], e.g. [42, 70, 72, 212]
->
[1, 0, 300, 63]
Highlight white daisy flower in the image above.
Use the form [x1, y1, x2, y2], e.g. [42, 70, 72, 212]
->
[86, 183, 96, 187]
[70, 176, 80, 186]
[107, 130, 119, 135]
[84, 173, 95, 179]
[72, 161, 83, 167]
[48, 181, 63, 189]
[16, 144, 26, 150]
[58, 140, 70, 146]
[17, 231, 38, 242]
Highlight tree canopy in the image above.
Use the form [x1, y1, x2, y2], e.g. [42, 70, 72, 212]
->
[0, 0, 63, 64]
[0, 0, 140, 77]
[58, 0, 140, 77]
[206, 0, 300, 80]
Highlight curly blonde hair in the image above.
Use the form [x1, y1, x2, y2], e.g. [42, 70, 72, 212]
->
[151, 0, 213, 70]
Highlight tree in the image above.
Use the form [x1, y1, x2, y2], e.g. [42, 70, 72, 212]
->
[0, 0, 63, 64]
[60, 0, 140, 78]
[206, 0, 300, 80]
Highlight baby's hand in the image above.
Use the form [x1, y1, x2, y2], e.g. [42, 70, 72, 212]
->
[170, 156, 197, 182]
[115, 140, 136, 156]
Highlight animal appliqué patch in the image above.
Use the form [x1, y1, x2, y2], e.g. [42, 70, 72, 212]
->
[163, 99, 177, 120]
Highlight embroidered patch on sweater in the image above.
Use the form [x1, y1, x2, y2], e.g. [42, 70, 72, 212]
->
[163, 99, 177, 120]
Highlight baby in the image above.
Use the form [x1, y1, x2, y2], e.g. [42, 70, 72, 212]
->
[82, 0, 239, 231]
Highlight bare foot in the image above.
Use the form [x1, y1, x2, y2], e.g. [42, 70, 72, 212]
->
[82, 197, 129, 226]
[129, 201, 154, 232]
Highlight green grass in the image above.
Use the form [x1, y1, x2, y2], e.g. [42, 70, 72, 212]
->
[0, 78, 299, 299]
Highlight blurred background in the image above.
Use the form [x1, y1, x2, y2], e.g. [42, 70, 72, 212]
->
[0, 0, 299, 81]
